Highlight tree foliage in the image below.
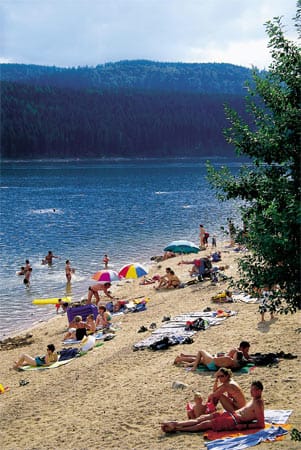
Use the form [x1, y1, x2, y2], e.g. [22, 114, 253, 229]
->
[207, 7, 301, 313]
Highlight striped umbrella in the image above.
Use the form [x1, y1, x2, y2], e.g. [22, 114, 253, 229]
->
[118, 263, 148, 279]
[91, 270, 120, 283]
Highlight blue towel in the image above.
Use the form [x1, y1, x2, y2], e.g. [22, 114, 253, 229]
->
[205, 426, 288, 450]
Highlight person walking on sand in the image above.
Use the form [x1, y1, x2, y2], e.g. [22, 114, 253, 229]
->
[161, 381, 264, 433]
[103, 254, 110, 269]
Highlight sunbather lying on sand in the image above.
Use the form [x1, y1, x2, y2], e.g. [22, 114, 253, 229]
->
[161, 381, 264, 433]
[175, 348, 247, 371]
[13, 344, 58, 369]
[174, 341, 252, 369]
[187, 368, 246, 419]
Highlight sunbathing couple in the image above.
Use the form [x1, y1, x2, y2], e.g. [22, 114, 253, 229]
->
[155, 267, 181, 289]
[174, 341, 252, 371]
[161, 379, 264, 433]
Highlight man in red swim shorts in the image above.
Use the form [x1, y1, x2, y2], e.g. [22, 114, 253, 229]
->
[161, 381, 264, 433]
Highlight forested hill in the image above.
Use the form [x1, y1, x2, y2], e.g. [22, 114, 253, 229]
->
[1, 60, 254, 159]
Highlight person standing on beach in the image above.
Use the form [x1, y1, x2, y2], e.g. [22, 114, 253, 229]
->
[87, 283, 114, 304]
[65, 260, 74, 283]
[103, 254, 110, 269]
[199, 224, 206, 249]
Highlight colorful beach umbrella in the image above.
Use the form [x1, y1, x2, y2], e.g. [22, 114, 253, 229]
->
[164, 240, 200, 254]
[118, 263, 148, 279]
[91, 270, 120, 283]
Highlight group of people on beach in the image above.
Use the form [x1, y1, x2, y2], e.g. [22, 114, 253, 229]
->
[161, 341, 265, 434]
[18, 251, 75, 287]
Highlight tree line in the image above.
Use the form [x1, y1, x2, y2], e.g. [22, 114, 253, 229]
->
[1, 81, 249, 159]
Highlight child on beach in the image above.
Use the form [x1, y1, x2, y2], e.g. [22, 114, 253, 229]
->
[64, 315, 86, 340]
[86, 314, 96, 334]
[259, 287, 275, 322]
[96, 306, 112, 329]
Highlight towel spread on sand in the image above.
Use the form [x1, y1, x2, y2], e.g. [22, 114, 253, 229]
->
[19, 359, 73, 371]
[264, 410, 293, 424]
[204, 426, 288, 450]
[195, 363, 254, 374]
[133, 310, 237, 350]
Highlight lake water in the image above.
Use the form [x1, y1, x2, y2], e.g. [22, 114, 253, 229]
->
[0, 158, 242, 339]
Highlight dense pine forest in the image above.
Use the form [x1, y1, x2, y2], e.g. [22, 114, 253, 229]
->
[1, 60, 254, 159]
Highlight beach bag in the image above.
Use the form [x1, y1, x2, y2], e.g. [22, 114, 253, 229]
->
[81, 335, 96, 352]
[132, 302, 146, 313]
[150, 336, 170, 351]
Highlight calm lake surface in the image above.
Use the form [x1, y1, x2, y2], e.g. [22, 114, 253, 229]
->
[0, 158, 242, 338]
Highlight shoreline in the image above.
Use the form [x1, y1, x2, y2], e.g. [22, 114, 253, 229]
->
[1, 247, 300, 449]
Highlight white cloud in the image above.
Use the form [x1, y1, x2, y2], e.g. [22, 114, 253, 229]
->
[0, 0, 298, 69]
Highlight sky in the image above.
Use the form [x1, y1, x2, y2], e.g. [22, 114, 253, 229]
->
[0, 0, 298, 70]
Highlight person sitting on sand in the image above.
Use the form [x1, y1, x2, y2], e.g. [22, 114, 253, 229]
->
[85, 314, 96, 334]
[187, 367, 246, 419]
[87, 283, 114, 305]
[13, 344, 58, 370]
[174, 341, 252, 368]
[155, 267, 172, 289]
[166, 270, 181, 289]
[187, 368, 246, 419]
[64, 315, 87, 340]
[96, 306, 112, 329]
[161, 380, 264, 433]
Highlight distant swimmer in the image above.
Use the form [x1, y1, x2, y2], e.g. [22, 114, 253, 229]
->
[103, 254, 110, 269]
[42, 251, 59, 265]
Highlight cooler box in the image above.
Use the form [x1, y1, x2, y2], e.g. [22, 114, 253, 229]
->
[67, 304, 98, 323]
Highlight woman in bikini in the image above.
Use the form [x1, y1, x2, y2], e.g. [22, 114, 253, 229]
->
[187, 367, 246, 418]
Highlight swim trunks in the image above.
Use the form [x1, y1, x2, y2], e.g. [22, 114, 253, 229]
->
[35, 356, 45, 366]
[211, 411, 240, 431]
[206, 361, 218, 371]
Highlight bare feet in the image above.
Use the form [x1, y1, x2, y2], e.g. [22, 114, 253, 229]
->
[161, 422, 177, 433]
[174, 356, 182, 365]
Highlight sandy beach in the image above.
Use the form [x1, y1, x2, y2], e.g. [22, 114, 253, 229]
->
[1, 246, 300, 450]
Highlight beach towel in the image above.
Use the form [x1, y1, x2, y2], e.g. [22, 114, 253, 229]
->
[18, 359, 73, 371]
[264, 410, 293, 424]
[204, 426, 288, 450]
[195, 363, 255, 374]
[19, 343, 105, 369]
[133, 310, 237, 350]
[63, 331, 106, 345]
